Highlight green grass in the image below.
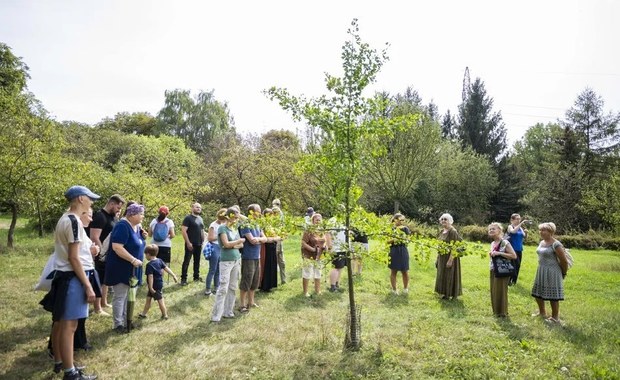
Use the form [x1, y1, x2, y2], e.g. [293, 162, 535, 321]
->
[0, 218, 619, 379]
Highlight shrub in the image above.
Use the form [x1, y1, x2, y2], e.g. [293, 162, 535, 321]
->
[406, 221, 436, 239]
[603, 238, 620, 251]
[459, 225, 491, 243]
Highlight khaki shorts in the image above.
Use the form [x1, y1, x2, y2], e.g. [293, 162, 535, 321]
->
[240, 259, 260, 290]
[302, 258, 323, 279]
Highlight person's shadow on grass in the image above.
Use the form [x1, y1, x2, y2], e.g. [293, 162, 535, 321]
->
[380, 293, 410, 307]
[439, 297, 467, 318]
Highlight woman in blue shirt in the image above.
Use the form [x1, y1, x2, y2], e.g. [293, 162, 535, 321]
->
[507, 213, 529, 285]
[104, 204, 146, 332]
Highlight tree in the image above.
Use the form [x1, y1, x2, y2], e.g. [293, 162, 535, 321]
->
[441, 110, 456, 140]
[203, 131, 314, 216]
[0, 43, 29, 94]
[96, 111, 159, 135]
[425, 142, 497, 224]
[0, 44, 67, 247]
[512, 122, 597, 230]
[362, 93, 441, 213]
[157, 89, 234, 154]
[267, 19, 390, 350]
[456, 78, 507, 164]
[488, 155, 526, 222]
[562, 88, 620, 172]
[580, 167, 620, 232]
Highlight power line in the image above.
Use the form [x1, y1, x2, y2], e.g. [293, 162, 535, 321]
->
[499, 103, 566, 111]
[502, 112, 559, 119]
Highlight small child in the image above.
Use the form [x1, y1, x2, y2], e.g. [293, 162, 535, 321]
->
[139, 244, 178, 320]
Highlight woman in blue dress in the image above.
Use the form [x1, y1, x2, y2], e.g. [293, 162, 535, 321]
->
[388, 213, 411, 295]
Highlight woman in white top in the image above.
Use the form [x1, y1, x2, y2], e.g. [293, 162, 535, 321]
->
[205, 208, 227, 296]
[148, 206, 175, 265]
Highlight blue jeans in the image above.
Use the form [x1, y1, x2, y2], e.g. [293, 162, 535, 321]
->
[205, 244, 221, 291]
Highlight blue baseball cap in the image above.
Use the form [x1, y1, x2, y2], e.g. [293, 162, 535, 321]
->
[64, 186, 101, 201]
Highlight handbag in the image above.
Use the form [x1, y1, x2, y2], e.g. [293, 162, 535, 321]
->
[203, 242, 215, 260]
[492, 240, 515, 278]
[552, 240, 574, 271]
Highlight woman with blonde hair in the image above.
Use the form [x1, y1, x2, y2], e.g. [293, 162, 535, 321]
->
[488, 222, 517, 317]
[531, 222, 569, 324]
[204, 208, 228, 296]
[300, 213, 330, 297]
[211, 208, 245, 322]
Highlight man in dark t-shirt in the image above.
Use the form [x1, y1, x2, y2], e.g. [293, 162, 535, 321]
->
[87, 194, 124, 313]
[180, 202, 205, 285]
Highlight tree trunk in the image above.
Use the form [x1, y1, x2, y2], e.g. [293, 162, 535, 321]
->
[8, 202, 17, 249]
[36, 196, 43, 237]
[344, 204, 360, 350]
[393, 200, 400, 214]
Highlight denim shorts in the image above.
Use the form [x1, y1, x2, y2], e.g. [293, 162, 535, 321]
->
[62, 276, 89, 320]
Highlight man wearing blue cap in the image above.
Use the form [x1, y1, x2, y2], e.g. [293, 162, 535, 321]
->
[41, 185, 100, 380]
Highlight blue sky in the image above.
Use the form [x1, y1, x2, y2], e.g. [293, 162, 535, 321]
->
[1, 0, 619, 147]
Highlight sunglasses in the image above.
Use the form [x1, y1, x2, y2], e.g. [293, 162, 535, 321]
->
[440, 218, 448, 221]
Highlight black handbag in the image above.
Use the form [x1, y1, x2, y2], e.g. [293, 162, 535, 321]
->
[492, 240, 515, 278]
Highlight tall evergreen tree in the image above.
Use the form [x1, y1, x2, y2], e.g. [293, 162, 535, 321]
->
[561, 88, 620, 173]
[457, 77, 513, 220]
[456, 78, 507, 164]
[441, 110, 456, 139]
[488, 155, 526, 222]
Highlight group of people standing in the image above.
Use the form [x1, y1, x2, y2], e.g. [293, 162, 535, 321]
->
[208, 202, 286, 321]
[40, 183, 571, 379]
[387, 211, 570, 324]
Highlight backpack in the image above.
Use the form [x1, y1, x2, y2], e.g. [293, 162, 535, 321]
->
[153, 220, 170, 242]
[553, 240, 574, 271]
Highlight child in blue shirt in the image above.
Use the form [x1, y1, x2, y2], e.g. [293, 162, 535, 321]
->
[138, 244, 177, 319]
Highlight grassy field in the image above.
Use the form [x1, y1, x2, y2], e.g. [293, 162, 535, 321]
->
[0, 217, 619, 379]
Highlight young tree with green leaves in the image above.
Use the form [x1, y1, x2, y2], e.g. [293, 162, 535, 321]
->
[267, 19, 390, 350]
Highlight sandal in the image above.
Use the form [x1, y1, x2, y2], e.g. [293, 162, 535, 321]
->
[239, 306, 249, 313]
[138, 313, 147, 319]
[545, 317, 565, 326]
[250, 303, 259, 308]
[531, 312, 547, 318]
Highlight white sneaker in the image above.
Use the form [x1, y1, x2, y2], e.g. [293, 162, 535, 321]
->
[304, 292, 311, 298]
[391, 289, 399, 295]
[402, 288, 409, 294]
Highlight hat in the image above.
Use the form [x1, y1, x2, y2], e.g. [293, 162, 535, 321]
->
[126, 204, 145, 217]
[158, 206, 170, 215]
[306, 207, 314, 216]
[64, 186, 100, 201]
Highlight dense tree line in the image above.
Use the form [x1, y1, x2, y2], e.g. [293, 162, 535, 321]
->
[2, 39, 620, 250]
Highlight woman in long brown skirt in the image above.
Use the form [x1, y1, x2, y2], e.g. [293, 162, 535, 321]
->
[487, 222, 517, 317]
[435, 213, 463, 300]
